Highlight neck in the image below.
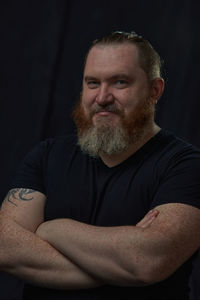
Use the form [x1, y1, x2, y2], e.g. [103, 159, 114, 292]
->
[100, 123, 161, 168]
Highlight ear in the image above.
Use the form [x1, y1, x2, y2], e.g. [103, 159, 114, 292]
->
[150, 78, 165, 104]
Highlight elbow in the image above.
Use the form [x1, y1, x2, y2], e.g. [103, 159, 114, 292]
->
[122, 258, 174, 287]
[109, 262, 161, 287]
[133, 258, 176, 286]
[135, 269, 163, 286]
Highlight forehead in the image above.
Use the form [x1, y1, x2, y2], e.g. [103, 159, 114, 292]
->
[84, 44, 142, 77]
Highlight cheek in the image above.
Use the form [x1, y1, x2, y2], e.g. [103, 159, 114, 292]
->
[120, 98, 143, 117]
[82, 89, 96, 108]
[122, 88, 148, 108]
[81, 96, 94, 118]
[116, 91, 136, 110]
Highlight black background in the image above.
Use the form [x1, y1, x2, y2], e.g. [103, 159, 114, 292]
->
[0, 1, 200, 299]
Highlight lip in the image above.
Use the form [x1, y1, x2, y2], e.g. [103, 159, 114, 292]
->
[95, 111, 116, 116]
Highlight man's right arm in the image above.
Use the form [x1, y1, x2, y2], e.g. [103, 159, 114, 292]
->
[0, 188, 101, 290]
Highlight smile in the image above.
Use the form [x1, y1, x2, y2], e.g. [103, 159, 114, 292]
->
[95, 111, 117, 116]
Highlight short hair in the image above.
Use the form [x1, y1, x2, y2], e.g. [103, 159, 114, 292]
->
[85, 31, 164, 82]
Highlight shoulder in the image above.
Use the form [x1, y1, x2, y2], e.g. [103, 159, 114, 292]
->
[154, 129, 200, 155]
[152, 130, 200, 172]
[24, 134, 79, 161]
[46, 134, 78, 153]
[149, 130, 200, 209]
[10, 135, 81, 194]
[139, 130, 200, 184]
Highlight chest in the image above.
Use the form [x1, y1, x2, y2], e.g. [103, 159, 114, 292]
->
[44, 155, 155, 226]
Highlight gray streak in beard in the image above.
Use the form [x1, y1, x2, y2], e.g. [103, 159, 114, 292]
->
[78, 125, 129, 157]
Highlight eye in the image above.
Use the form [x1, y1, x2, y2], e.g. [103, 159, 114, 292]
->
[117, 80, 126, 85]
[115, 80, 128, 88]
[86, 80, 99, 89]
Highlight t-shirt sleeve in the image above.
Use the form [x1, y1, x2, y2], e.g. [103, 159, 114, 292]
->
[10, 139, 53, 195]
[150, 152, 200, 210]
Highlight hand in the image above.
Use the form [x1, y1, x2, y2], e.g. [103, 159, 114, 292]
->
[136, 209, 159, 229]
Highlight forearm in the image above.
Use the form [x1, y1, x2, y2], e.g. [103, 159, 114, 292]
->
[36, 219, 152, 286]
[37, 205, 200, 287]
[0, 215, 101, 289]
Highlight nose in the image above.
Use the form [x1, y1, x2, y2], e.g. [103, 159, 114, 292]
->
[95, 84, 114, 106]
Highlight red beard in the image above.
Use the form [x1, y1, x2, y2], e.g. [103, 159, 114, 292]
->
[72, 96, 155, 145]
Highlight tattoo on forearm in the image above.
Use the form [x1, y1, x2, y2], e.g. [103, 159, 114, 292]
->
[6, 188, 36, 207]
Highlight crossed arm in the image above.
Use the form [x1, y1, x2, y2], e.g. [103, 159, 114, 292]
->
[0, 188, 158, 289]
[1, 188, 200, 289]
[0, 189, 101, 289]
[36, 203, 200, 286]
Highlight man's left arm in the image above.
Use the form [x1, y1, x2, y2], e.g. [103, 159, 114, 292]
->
[36, 203, 200, 287]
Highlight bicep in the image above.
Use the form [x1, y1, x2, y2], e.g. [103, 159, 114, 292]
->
[1, 188, 46, 232]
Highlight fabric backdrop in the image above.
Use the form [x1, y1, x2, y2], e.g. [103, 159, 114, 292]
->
[0, 1, 199, 299]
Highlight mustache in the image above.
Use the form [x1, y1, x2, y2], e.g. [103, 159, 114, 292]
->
[90, 104, 122, 115]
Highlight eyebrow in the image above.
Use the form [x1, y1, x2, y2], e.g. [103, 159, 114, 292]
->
[84, 74, 132, 82]
[84, 76, 98, 82]
[109, 74, 132, 81]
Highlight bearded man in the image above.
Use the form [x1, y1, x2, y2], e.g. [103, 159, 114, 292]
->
[0, 31, 200, 300]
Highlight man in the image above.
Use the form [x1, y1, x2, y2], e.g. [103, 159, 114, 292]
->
[0, 31, 200, 299]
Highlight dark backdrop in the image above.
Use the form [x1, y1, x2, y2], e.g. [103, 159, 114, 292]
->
[0, 1, 200, 299]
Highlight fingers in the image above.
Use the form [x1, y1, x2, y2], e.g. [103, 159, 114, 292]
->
[136, 209, 159, 229]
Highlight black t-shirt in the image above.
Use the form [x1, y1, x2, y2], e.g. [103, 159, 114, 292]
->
[11, 129, 200, 299]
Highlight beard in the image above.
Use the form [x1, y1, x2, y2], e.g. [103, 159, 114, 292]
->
[72, 96, 155, 157]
